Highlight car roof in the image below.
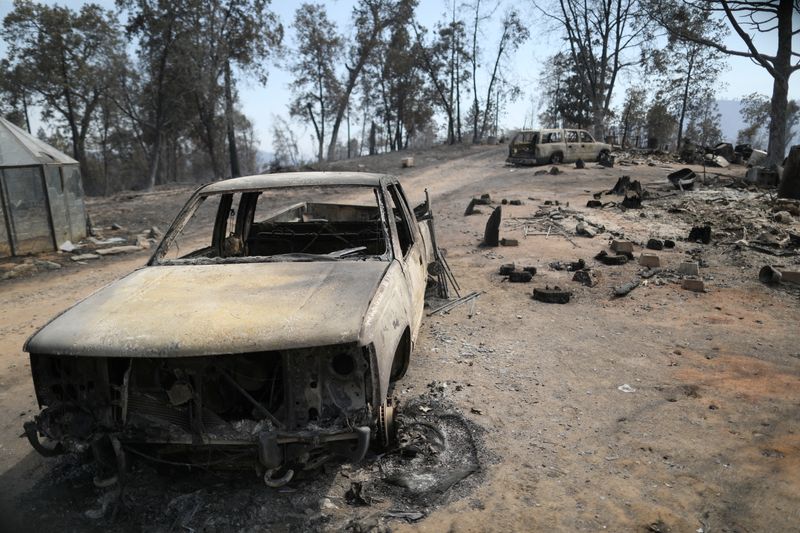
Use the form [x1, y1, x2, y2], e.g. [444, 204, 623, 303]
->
[199, 171, 394, 194]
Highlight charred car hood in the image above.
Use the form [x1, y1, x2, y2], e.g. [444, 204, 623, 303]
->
[26, 261, 388, 357]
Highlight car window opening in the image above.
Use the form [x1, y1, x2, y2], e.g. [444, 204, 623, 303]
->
[159, 186, 389, 264]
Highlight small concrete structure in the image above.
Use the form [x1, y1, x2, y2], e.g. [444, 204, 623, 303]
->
[677, 262, 700, 276]
[0, 117, 87, 257]
[611, 240, 634, 254]
[682, 279, 705, 292]
[639, 253, 660, 268]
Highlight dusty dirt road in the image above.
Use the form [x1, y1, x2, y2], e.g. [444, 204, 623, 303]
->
[0, 145, 798, 532]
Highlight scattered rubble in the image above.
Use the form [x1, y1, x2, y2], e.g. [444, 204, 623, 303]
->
[508, 271, 533, 283]
[639, 267, 661, 279]
[705, 153, 730, 168]
[95, 245, 142, 256]
[532, 286, 572, 304]
[550, 259, 585, 271]
[613, 279, 640, 297]
[498, 263, 515, 275]
[576, 222, 596, 238]
[638, 254, 660, 268]
[688, 225, 712, 244]
[35, 260, 62, 271]
[483, 207, 502, 246]
[682, 279, 706, 292]
[572, 269, 600, 287]
[58, 241, 77, 253]
[595, 250, 629, 265]
[677, 262, 700, 277]
[611, 240, 634, 254]
[465, 195, 492, 216]
[71, 254, 100, 262]
[759, 265, 800, 286]
[667, 168, 696, 191]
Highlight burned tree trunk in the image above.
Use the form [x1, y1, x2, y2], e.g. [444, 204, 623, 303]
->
[778, 145, 800, 199]
[224, 61, 241, 178]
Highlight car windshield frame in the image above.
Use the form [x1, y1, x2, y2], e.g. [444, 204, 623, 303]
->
[149, 184, 394, 266]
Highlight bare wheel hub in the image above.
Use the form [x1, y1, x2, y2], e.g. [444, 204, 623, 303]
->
[377, 400, 396, 448]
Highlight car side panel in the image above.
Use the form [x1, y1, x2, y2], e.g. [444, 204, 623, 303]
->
[359, 261, 412, 401]
[564, 130, 580, 162]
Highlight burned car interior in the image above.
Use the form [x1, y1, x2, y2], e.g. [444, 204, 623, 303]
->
[160, 185, 412, 263]
[24, 174, 440, 487]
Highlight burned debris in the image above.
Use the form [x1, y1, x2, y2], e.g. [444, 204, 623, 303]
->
[532, 286, 572, 304]
[482, 206, 502, 246]
[612, 279, 640, 297]
[667, 168, 696, 191]
[688, 225, 712, 244]
[464, 194, 492, 216]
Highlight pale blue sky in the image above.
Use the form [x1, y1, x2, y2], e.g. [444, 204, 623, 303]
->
[0, 0, 796, 158]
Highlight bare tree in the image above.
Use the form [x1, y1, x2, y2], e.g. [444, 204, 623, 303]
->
[737, 92, 799, 148]
[117, 0, 186, 190]
[468, 0, 497, 143]
[2, 1, 122, 182]
[649, 0, 799, 166]
[325, 0, 415, 161]
[647, 2, 727, 150]
[412, 19, 469, 144]
[535, 0, 650, 139]
[477, 10, 528, 141]
[617, 86, 647, 148]
[289, 3, 342, 163]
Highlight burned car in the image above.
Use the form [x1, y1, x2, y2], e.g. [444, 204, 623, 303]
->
[507, 128, 612, 165]
[23, 172, 438, 486]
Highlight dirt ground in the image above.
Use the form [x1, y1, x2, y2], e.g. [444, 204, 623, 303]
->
[0, 144, 798, 532]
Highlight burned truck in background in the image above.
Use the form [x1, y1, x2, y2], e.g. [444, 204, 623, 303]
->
[23, 172, 439, 486]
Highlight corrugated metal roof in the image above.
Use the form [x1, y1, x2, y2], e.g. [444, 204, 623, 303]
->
[0, 116, 78, 167]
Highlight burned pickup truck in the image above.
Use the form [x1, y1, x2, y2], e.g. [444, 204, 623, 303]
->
[23, 172, 438, 486]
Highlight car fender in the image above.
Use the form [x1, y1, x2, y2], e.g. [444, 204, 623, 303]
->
[359, 260, 411, 400]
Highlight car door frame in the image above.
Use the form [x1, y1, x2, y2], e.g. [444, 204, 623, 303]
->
[381, 180, 427, 336]
[578, 130, 596, 160]
[564, 129, 580, 162]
